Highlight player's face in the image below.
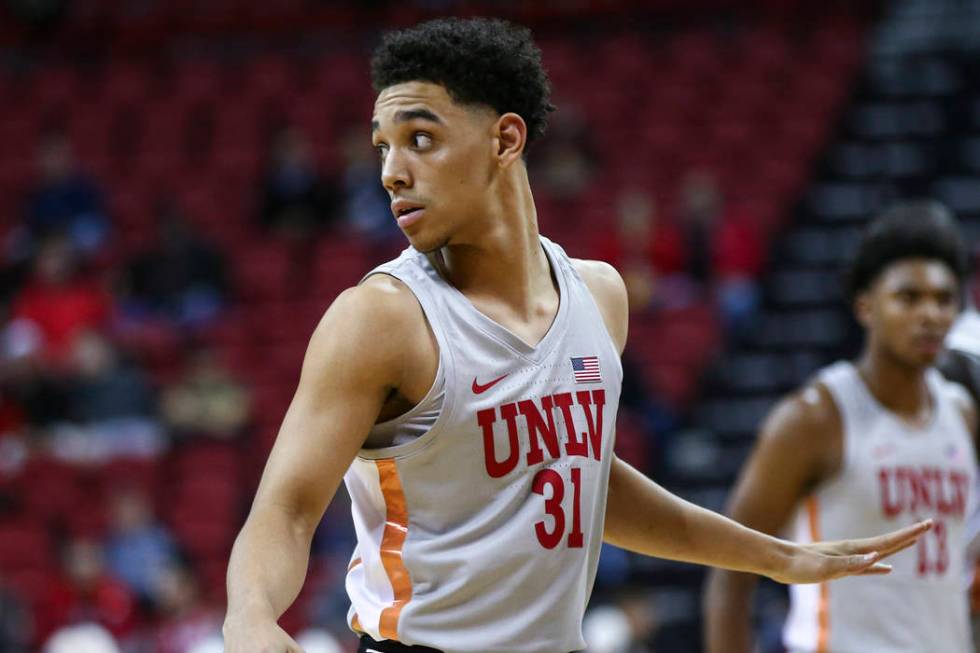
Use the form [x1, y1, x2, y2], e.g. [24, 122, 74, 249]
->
[371, 81, 498, 252]
[859, 259, 960, 368]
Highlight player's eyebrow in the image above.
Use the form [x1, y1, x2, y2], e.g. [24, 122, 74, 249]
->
[372, 108, 444, 132]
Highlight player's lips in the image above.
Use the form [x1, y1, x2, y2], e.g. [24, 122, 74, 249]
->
[912, 335, 944, 354]
[392, 200, 426, 228]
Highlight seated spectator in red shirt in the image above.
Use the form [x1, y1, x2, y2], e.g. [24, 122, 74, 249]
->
[36, 538, 137, 647]
[11, 236, 111, 365]
[150, 561, 221, 653]
[593, 189, 690, 311]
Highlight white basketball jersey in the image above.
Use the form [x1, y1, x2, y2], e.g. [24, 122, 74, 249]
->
[342, 237, 622, 653]
[783, 361, 977, 653]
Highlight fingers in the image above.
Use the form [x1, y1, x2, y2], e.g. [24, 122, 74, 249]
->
[833, 520, 933, 557]
[847, 551, 880, 572]
[867, 519, 933, 557]
[876, 531, 921, 559]
[858, 562, 893, 576]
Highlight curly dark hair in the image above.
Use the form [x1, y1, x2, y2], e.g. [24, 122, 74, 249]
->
[371, 17, 555, 153]
[846, 199, 968, 301]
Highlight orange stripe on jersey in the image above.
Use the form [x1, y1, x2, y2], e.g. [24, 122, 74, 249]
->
[376, 458, 412, 640]
[351, 613, 363, 633]
[807, 496, 830, 653]
[348, 557, 362, 572]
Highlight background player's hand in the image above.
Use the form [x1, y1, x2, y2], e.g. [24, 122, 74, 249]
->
[768, 519, 932, 584]
[222, 615, 305, 653]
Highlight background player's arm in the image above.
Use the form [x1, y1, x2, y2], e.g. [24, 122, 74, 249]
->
[223, 278, 423, 653]
[698, 387, 837, 653]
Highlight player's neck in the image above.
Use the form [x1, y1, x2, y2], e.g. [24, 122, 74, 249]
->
[434, 178, 553, 317]
[856, 349, 932, 423]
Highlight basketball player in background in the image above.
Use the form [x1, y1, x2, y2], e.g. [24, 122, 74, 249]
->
[223, 19, 930, 653]
[705, 201, 978, 653]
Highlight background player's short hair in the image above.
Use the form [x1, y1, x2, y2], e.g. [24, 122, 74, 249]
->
[845, 199, 969, 301]
[370, 17, 555, 153]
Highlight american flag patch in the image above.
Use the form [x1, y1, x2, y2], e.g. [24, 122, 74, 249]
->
[571, 356, 601, 383]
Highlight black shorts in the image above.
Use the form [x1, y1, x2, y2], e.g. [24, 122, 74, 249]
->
[358, 635, 444, 653]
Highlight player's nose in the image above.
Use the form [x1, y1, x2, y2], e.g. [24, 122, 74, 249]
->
[381, 148, 412, 192]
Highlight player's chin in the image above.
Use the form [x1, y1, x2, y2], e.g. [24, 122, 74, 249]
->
[409, 231, 449, 254]
[903, 348, 940, 368]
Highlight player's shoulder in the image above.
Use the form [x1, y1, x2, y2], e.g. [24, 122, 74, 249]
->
[329, 273, 422, 323]
[570, 258, 627, 312]
[307, 274, 427, 363]
[761, 378, 843, 443]
[570, 258, 626, 292]
[754, 379, 844, 477]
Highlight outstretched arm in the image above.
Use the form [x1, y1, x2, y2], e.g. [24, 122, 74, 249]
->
[604, 455, 928, 582]
[223, 277, 427, 653]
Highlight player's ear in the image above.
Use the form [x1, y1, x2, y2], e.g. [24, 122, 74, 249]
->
[494, 112, 526, 167]
[854, 291, 872, 328]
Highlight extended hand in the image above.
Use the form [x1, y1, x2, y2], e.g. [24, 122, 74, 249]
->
[769, 519, 932, 584]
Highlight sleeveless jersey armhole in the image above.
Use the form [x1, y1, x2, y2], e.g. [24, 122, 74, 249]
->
[355, 268, 458, 461]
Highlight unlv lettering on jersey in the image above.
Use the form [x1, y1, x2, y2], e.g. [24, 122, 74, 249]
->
[878, 466, 971, 518]
[477, 390, 606, 478]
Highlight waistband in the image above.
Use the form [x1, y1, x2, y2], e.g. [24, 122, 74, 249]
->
[358, 635, 444, 653]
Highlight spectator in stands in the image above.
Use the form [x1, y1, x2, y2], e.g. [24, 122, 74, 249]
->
[21, 130, 110, 260]
[104, 485, 178, 602]
[161, 347, 251, 441]
[594, 188, 692, 312]
[529, 101, 596, 202]
[37, 538, 137, 645]
[258, 125, 340, 238]
[340, 130, 401, 247]
[119, 200, 229, 329]
[150, 560, 222, 653]
[47, 330, 164, 463]
[677, 170, 764, 336]
[10, 236, 111, 365]
[0, 579, 32, 653]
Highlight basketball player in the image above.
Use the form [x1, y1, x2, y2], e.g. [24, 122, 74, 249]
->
[704, 201, 978, 653]
[223, 19, 930, 653]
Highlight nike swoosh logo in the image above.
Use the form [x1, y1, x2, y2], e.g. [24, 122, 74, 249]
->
[366, 649, 383, 653]
[472, 374, 509, 394]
